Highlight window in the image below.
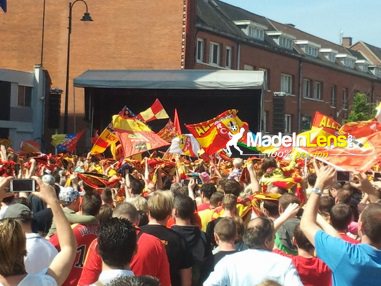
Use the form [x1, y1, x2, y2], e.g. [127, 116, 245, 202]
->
[284, 114, 292, 133]
[331, 85, 337, 107]
[196, 38, 204, 62]
[248, 26, 265, 41]
[280, 74, 292, 94]
[225, 46, 232, 68]
[209, 42, 220, 66]
[343, 88, 349, 109]
[303, 79, 311, 98]
[301, 115, 312, 131]
[313, 81, 323, 100]
[305, 45, 318, 57]
[18, 86, 32, 107]
[279, 37, 293, 50]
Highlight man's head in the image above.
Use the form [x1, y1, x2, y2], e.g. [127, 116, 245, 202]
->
[200, 183, 217, 201]
[330, 203, 353, 232]
[244, 217, 275, 250]
[173, 194, 195, 221]
[214, 217, 237, 244]
[81, 192, 102, 216]
[210, 191, 224, 208]
[128, 176, 145, 195]
[59, 186, 80, 211]
[278, 193, 300, 214]
[147, 191, 173, 222]
[222, 179, 243, 197]
[97, 217, 137, 269]
[359, 203, 381, 245]
[222, 194, 237, 212]
[293, 224, 314, 251]
[113, 202, 140, 225]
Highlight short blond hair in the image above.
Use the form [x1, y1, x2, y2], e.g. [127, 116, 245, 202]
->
[147, 191, 174, 221]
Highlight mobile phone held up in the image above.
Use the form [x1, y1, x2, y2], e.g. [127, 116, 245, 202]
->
[10, 179, 36, 192]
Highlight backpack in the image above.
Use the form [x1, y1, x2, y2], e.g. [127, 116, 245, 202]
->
[191, 231, 214, 286]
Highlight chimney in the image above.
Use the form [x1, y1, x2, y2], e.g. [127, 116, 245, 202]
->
[342, 36, 352, 48]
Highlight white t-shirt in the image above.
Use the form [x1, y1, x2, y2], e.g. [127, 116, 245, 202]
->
[25, 233, 58, 274]
[92, 269, 134, 285]
[204, 249, 303, 286]
[18, 269, 57, 286]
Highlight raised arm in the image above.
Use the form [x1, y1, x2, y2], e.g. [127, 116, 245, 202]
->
[351, 172, 380, 203]
[33, 177, 77, 285]
[300, 161, 336, 246]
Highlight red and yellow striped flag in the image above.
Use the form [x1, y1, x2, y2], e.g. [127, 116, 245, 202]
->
[90, 126, 119, 155]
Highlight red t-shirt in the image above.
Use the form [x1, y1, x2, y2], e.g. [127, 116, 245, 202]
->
[291, 256, 332, 286]
[50, 223, 98, 286]
[273, 249, 332, 286]
[339, 232, 360, 244]
[78, 231, 171, 286]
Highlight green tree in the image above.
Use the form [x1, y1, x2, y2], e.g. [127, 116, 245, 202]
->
[346, 92, 375, 122]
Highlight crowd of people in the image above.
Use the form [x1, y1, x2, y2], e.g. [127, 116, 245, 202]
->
[0, 145, 381, 286]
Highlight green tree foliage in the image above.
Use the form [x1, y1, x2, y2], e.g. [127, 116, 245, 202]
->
[347, 92, 375, 122]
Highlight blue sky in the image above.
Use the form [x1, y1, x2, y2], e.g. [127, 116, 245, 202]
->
[222, 0, 381, 47]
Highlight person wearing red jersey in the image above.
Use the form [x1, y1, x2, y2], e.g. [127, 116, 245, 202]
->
[50, 190, 102, 286]
[78, 202, 171, 286]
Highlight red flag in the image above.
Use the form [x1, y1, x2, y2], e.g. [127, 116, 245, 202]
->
[136, 99, 169, 122]
[112, 114, 169, 158]
[157, 120, 179, 143]
[174, 109, 182, 135]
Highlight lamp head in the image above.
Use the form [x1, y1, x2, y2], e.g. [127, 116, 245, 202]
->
[81, 12, 93, 21]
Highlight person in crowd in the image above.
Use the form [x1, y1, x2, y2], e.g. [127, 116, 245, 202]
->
[107, 275, 160, 286]
[141, 191, 192, 286]
[47, 186, 96, 237]
[212, 218, 237, 266]
[50, 191, 102, 286]
[204, 216, 303, 286]
[172, 193, 213, 285]
[228, 158, 243, 181]
[301, 161, 381, 285]
[290, 224, 332, 286]
[274, 193, 301, 255]
[3, 203, 58, 274]
[197, 183, 217, 211]
[329, 203, 359, 243]
[78, 202, 171, 286]
[93, 217, 137, 284]
[0, 176, 76, 286]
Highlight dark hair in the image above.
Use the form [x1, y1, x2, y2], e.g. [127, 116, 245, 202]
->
[129, 177, 145, 195]
[81, 192, 102, 216]
[262, 200, 279, 217]
[108, 275, 160, 286]
[279, 193, 300, 212]
[214, 217, 236, 242]
[97, 217, 137, 268]
[319, 196, 335, 213]
[210, 191, 224, 208]
[330, 203, 353, 231]
[97, 204, 114, 226]
[173, 194, 195, 220]
[113, 202, 139, 224]
[307, 173, 317, 186]
[222, 179, 243, 197]
[336, 188, 353, 204]
[260, 157, 277, 176]
[293, 224, 314, 251]
[200, 183, 217, 199]
[360, 203, 381, 244]
[244, 217, 274, 249]
[101, 188, 113, 205]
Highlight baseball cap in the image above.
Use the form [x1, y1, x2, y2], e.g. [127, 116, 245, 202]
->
[59, 186, 80, 205]
[3, 203, 32, 219]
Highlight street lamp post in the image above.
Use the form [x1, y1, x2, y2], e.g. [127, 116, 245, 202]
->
[63, 0, 93, 133]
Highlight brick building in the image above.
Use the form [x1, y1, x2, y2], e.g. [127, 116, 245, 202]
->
[1, 0, 381, 149]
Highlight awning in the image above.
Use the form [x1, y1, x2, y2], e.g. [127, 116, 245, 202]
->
[73, 69, 264, 90]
